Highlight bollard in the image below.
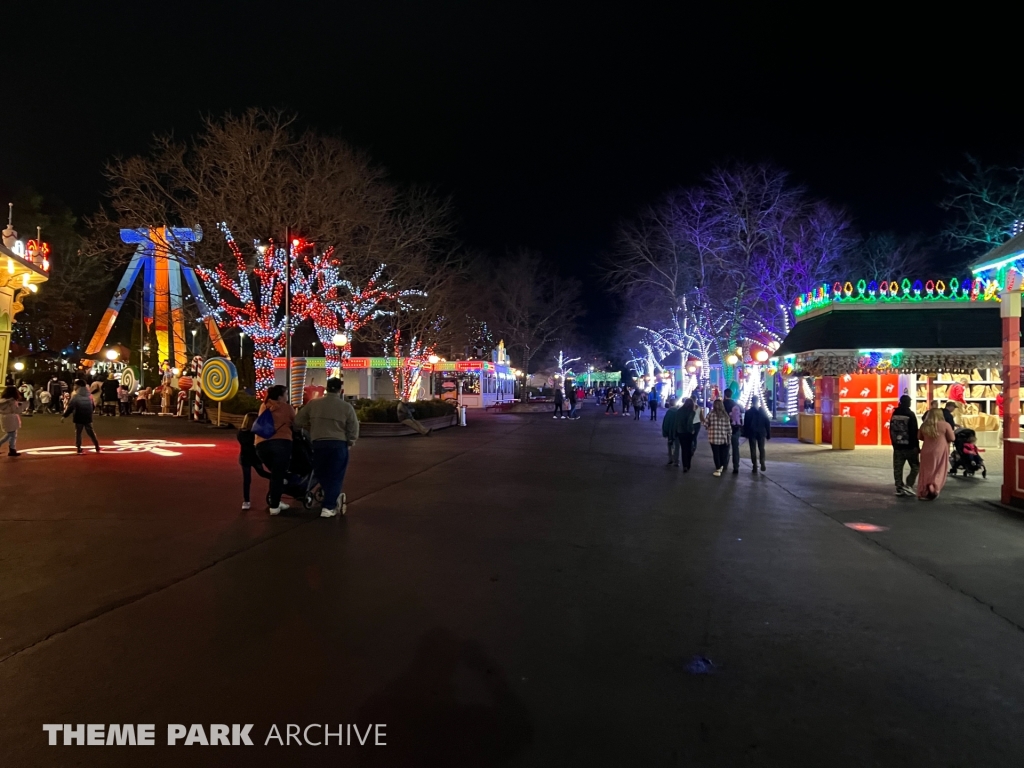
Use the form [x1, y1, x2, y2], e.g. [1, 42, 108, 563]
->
[459, 405, 467, 426]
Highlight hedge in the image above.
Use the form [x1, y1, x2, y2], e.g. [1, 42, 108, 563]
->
[207, 394, 456, 423]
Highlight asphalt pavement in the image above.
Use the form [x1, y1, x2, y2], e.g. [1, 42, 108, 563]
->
[1, 406, 1023, 766]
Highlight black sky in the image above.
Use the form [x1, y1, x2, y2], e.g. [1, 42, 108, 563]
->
[2, 3, 1019, 295]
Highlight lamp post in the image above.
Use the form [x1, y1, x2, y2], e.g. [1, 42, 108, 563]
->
[239, 331, 245, 360]
[332, 332, 348, 393]
[191, 328, 198, 357]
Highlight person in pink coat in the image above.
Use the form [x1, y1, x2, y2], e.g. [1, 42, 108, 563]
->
[917, 407, 955, 500]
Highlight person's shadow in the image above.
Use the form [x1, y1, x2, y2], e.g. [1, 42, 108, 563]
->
[353, 627, 533, 767]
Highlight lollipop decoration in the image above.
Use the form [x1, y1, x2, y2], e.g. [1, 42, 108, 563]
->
[200, 357, 239, 426]
[119, 366, 139, 394]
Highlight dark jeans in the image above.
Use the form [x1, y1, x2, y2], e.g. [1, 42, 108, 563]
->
[568, 402, 577, 418]
[240, 459, 272, 502]
[893, 447, 919, 488]
[680, 434, 695, 470]
[749, 435, 766, 468]
[649, 405, 658, 421]
[553, 403, 563, 417]
[313, 440, 350, 511]
[256, 439, 293, 508]
[730, 427, 741, 469]
[75, 423, 100, 451]
[633, 406, 641, 420]
[667, 436, 680, 464]
[711, 442, 730, 470]
[605, 401, 615, 413]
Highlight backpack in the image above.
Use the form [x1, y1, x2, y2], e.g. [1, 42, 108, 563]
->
[252, 407, 277, 439]
[890, 414, 911, 447]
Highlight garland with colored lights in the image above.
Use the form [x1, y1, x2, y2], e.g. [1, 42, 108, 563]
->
[794, 277, 1002, 317]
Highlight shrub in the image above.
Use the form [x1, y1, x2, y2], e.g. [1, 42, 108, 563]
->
[211, 392, 264, 415]
[352, 397, 456, 423]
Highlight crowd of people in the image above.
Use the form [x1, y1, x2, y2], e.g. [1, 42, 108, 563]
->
[659, 388, 772, 476]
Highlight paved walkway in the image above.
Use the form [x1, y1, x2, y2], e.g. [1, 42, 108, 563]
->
[1, 409, 1023, 766]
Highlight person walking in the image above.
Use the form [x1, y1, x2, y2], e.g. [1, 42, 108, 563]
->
[237, 412, 272, 510]
[295, 377, 359, 518]
[61, 380, 101, 454]
[605, 388, 616, 415]
[553, 386, 565, 419]
[254, 385, 295, 515]
[18, 381, 34, 417]
[889, 394, 920, 496]
[0, 386, 25, 456]
[743, 396, 772, 474]
[36, 387, 51, 414]
[566, 383, 579, 419]
[47, 376, 63, 414]
[648, 388, 659, 421]
[722, 388, 742, 474]
[101, 375, 119, 417]
[632, 388, 644, 420]
[621, 386, 631, 417]
[704, 399, 732, 477]
[942, 401, 958, 431]
[662, 397, 680, 466]
[917, 407, 955, 500]
[675, 398, 700, 472]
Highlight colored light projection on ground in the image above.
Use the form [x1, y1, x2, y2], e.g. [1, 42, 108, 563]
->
[844, 522, 889, 533]
[86, 227, 229, 369]
[19, 439, 216, 458]
[794, 277, 1001, 317]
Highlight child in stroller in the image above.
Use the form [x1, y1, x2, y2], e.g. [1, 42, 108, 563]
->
[950, 427, 986, 478]
[266, 427, 326, 509]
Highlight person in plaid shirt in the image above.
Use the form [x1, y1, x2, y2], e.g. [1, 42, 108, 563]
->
[704, 399, 732, 476]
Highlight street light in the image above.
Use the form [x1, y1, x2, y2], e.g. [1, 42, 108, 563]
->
[754, 349, 769, 363]
[105, 349, 119, 361]
[239, 331, 245, 359]
[332, 332, 348, 348]
[726, 354, 739, 366]
[191, 328, 198, 355]
[428, 354, 440, 364]
[13, 361, 24, 372]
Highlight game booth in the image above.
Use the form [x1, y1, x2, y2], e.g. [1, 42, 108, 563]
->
[776, 278, 1004, 448]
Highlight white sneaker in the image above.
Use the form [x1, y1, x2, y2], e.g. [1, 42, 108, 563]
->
[320, 506, 338, 518]
[713, 469, 722, 477]
[269, 501, 290, 516]
[242, 501, 251, 510]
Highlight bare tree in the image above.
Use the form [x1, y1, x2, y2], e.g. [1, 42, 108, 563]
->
[485, 250, 583, 399]
[609, 163, 852, 365]
[848, 232, 929, 283]
[942, 156, 1024, 253]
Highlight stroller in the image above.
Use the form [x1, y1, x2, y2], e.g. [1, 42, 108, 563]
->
[266, 428, 327, 510]
[949, 427, 987, 478]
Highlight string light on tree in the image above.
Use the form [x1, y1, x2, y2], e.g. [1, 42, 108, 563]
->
[195, 224, 288, 397]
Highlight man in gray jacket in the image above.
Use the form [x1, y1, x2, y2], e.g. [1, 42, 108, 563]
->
[295, 377, 359, 517]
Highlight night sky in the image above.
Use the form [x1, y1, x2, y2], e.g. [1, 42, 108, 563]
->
[2, 4, 1017, 320]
